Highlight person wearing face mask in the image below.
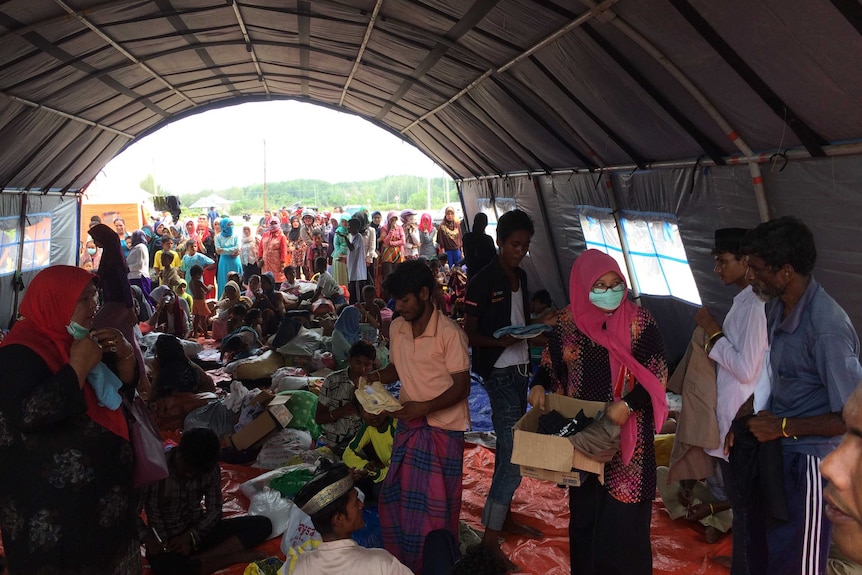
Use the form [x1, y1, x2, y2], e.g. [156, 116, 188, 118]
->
[0, 266, 142, 573]
[528, 249, 668, 575]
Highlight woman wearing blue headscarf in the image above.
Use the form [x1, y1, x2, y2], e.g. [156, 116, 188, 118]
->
[215, 217, 242, 298]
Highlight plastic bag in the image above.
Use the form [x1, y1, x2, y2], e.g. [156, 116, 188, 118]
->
[183, 400, 236, 436]
[269, 468, 315, 498]
[239, 463, 317, 499]
[280, 505, 321, 557]
[254, 428, 315, 470]
[247, 486, 295, 539]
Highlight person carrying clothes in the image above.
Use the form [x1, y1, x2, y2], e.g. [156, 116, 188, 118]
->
[0, 266, 142, 574]
[529, 249, 668, 575]
[740, 217, 862, 575]
[688, 227, 771, 570]
[367, 260, 471, 574]
[464, 209, 540, 569]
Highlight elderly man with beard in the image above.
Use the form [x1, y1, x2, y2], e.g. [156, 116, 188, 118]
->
[742, 216, 862, 575]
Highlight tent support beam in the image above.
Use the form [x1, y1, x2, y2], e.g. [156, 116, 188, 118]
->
[400, 0, 620, 134]
[0, 92, 135, 139]
[339, 0, 383, 107]
[604, 176, 642, 304]
[456, 141, 862, 182]
[228, 0, 270, 94]
[53, 0, 196, 107]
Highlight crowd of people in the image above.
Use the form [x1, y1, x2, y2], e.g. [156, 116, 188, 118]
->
[1, 207, 861, 575]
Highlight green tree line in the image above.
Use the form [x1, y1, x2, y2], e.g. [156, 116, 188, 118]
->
[144, 174, 459, 214]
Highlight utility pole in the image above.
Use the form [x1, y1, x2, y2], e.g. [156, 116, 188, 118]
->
[263, 139, 268, 212]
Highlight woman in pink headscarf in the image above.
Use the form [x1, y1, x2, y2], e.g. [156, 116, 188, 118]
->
[379, 211, 404, 284]
[258, 216, 288, 282]
[528, 249, 667, 575]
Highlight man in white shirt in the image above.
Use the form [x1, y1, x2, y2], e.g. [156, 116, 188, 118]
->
[695, 227, 770, 575]
[291, 463, 412, 575]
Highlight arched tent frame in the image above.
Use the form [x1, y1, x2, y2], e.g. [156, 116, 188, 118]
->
[1, 0, 862, 338]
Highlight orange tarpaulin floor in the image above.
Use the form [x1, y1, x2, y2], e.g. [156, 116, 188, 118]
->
[0, 443, 732, 574]
[197, 443, 732, 574]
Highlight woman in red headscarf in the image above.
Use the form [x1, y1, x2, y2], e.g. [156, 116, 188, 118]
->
[528, 249, 667, 575]
[0, 265, 142, 573]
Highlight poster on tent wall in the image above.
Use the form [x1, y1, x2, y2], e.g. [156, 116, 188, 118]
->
[0, 194, 78, 329]
[0, 212, 52, 276]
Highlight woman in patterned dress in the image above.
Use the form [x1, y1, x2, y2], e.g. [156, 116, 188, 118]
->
[0, 266, 142, 574]
[528, 249, 668, 575]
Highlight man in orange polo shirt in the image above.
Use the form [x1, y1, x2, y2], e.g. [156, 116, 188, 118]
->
[366, 260, 471, 574]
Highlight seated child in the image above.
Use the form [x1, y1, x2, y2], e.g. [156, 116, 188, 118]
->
[312, 256, 346, 308]
[342, 394, 396, 504]
[138, 429, 271, 575]
[314, 341, 375, 453]
[355, 285, 381, 331]
[374, 298, 393, 340]
[280, 265, 300, 295]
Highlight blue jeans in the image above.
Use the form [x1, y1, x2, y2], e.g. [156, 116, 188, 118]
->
[482, 364, 530, 531]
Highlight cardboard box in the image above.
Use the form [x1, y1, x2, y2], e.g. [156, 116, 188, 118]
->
[227, 395, 294, 451]
[511, 394, 606, 486]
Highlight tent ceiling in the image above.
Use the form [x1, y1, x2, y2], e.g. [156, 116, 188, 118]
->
[1, 0, 861, 193]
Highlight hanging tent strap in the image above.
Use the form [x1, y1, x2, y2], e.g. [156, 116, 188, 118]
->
[8, 194, 27, 329]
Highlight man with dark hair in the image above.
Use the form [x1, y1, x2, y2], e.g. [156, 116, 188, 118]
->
[462, 212, 496, 281]
[685, 228, 770, 568]
[138, 428, 271, 575]
[367, 260, 471, 573]
[741, 216, 862, 575]
[463, 208, 539, 567]
[292, 463, 411, 574]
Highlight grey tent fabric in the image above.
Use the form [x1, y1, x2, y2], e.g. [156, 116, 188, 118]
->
[0, 0, 860, 190]
[1, 0, 862, 337]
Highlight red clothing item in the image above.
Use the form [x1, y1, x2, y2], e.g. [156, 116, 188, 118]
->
[259, 229, 288, 282]
[0, 265, 129, 439]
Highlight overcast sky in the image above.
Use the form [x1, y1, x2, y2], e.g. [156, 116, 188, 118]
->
[92, 100, 444, 197]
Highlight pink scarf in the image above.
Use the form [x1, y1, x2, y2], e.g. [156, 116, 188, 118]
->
[569, 250, 667, 465]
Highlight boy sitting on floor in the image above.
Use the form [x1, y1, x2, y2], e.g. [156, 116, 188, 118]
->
[314, 340, 375, 454]
[290, 463, 411, 575]
[138, 428, 271, 575]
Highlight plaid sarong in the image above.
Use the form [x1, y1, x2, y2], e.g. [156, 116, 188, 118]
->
[379, 417, 464, 574]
